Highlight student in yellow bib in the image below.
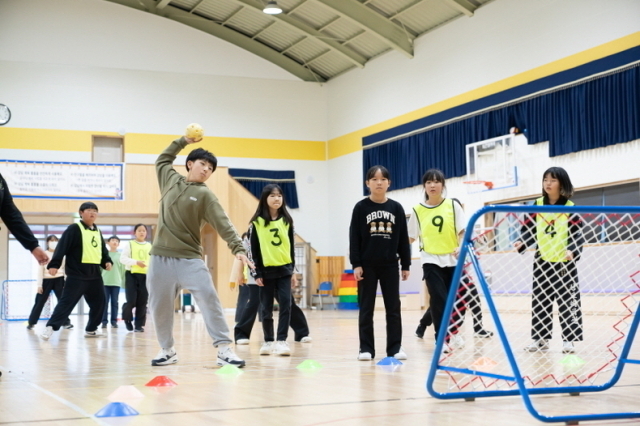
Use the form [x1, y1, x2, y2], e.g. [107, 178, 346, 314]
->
[514, 167, 584, 354]
[41, 202, 113, 340]
[249, 184, 297, 357]
[407, 169, 467, 353]
[120, 224, 152, 332]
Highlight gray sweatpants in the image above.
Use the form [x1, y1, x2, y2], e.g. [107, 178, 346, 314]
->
[147, 255, 232, 349]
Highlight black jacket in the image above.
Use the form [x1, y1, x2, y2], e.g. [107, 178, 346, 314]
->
[0, 173, 39, 252]
[47, 221, 112, 280]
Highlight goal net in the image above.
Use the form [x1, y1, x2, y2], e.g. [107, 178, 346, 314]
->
[427, 205, 640, 424]
[1, 280, 52, 321]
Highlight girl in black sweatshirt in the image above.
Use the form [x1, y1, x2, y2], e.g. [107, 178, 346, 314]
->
[349, 165, 411, 361]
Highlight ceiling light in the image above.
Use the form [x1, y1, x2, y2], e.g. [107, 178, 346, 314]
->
[263, 0, 282, 15]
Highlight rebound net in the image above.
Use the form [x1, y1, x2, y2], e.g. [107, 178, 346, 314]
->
[427, 205, 640, 424]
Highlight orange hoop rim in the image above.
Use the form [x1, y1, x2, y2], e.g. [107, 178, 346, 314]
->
[463, 180, 494, 189]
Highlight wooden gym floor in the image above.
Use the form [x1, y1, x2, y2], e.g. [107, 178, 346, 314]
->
[1, 309, 639, 426]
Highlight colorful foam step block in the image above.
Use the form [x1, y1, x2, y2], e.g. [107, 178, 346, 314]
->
[341, 273, 355, 282]
[338, 287, 358, 296]
[339, 295, 358, 303]
[339, 280, 357, 288]
[338, 302, 358, 310]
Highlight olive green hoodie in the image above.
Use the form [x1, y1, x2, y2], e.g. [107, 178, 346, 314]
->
[150, 138, 245, 259]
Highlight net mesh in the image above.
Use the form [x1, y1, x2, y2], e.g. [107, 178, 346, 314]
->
[1, 280, 51, 321]
[431, 208, 640, 395]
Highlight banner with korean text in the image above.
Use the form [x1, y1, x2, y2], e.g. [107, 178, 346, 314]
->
[0, 160, 124, 200]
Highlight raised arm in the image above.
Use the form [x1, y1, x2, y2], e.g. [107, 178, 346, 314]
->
[156, 137, 188, 193]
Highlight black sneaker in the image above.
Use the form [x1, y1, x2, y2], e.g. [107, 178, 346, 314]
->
[152, 347, 178, 366]
[415, 324, 426, 339]
[101, 323, 108, 329]
[63, 323, 74, 330]
[26, 324, 35, 330]
[134, 327, 144, 332]
[473, 329, 494, 338]
[111, 322, 118, 328]
[125, 320, 133, 331]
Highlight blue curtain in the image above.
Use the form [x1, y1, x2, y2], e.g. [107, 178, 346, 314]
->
[228, 168, 299, 209]
[363, 66, 640, 193]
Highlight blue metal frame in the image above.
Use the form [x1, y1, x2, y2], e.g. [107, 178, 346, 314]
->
[426, 205, 640, 423]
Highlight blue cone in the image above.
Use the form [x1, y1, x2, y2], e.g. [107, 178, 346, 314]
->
[95, 402, 139, 417]
[376, 357, 403, 366]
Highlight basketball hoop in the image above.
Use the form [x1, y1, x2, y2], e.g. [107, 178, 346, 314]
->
[463, 180, 494, 193]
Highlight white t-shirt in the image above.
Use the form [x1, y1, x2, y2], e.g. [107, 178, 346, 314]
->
[407, 199, 466, 268]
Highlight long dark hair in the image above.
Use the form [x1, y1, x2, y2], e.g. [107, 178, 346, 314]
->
[542, 167, 574, 199]
[250, 184, 293, 227]
[422, 168, 446, 201]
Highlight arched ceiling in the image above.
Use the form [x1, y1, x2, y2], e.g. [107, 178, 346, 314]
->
[105, 0, 493, 82]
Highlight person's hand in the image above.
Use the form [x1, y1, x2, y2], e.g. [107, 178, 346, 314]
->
[31, 247, 49, 265]
[291, 275, 298, 288]
[105, 262, 112, 271]
[37, 286, 43, 294]
[513, 241, 523, 250]
[136, 261, 147, 268]
[48, 268, 58, 276]
[256, 278, 264, 287]
[236, 253, 254, 269]
[185, 136, 202, 144]
[565, 250, 574, 261]
[453, 247, 460, 259]
[354, 267, 364, 281]
[401, 270, 410, 281]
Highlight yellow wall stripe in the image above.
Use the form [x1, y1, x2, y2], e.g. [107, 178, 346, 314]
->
[328, 32, 640, 159]
[0, 128, 326, 161]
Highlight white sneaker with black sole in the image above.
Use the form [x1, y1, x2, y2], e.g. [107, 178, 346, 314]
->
[84, 330, 101, 338]
[299, 336, 312, 343]
[562, 341, 575, 354]
[394, 347, 408, 360]
[217, 345, 246, 367]
[525, 339, 549, 352]
[236, 338, 250, 345]
[152, 347, 178, 366]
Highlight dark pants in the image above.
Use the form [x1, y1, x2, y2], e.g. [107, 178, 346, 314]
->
[46, 276, 105, 332]
[423, 263, 455, 341]
[357, 264, 402, 358]
[122, 272, 148, 328]
[259, 275, 292, 341]
[235, 284, 251, 322]
[235, 289, 309, 341]
[102, 285, 120, 324]
[531, 259, 583, 341]
[419, 274, 486, 332]
[28, 277, 71, 326]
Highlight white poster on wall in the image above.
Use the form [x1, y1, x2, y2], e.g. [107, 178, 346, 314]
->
[0, 160, 124, 200]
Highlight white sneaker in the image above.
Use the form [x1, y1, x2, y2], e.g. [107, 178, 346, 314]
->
[443, 343, 453, 354]
[217, 345, 246, 367]
[394, 347, 408, 360]
[151, 347, 178, 366]
[299, 336, 312, 343]
[260, 341, 274, 355]
[451, 334, 465, 349]
[358, 352, 372, 361]
[40, 326, 54, 340]
[84, 330, 101, 338]
[236, 338, 250, 345]
[274, 341, 291, 356]
[525, 339, 549, 352]
[562, 341, 575, 354]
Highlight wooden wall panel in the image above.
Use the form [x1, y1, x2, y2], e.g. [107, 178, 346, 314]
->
[316, 256, 345, 296]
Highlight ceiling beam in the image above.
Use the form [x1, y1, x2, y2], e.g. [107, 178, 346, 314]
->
[228, 0, 366, 69]
[314, 0, 414, 58]
[156, 0, 171, 9]
[442, 0, 477, 17]
[105, 0, 326, 82]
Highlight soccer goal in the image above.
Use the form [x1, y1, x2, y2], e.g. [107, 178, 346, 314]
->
[426, 205, 640, 424]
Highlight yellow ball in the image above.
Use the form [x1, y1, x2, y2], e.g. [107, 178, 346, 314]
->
[185, 123, 204, 140]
